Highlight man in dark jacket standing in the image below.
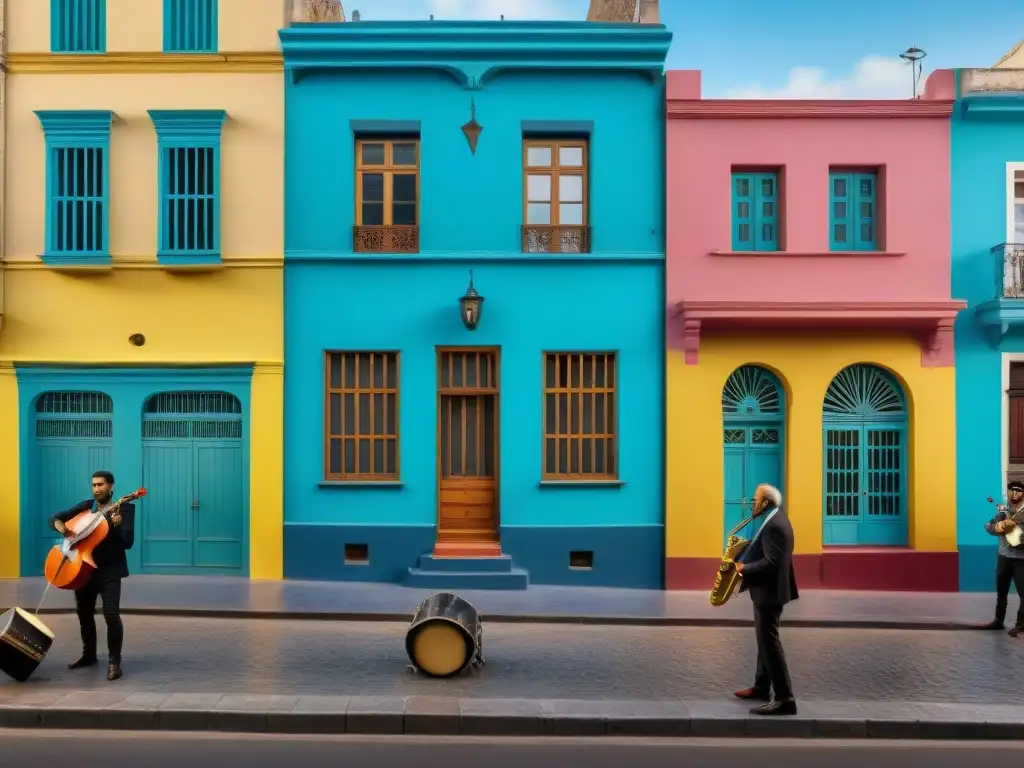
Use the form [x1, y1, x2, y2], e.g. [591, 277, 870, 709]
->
[731, 483, 799, 716]
[976, 480, 1024, 637]
[50, 470, 135, 681]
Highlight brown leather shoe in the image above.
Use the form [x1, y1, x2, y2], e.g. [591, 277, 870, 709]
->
[107, 663, 122, 681]
[734, 687, 771, 701]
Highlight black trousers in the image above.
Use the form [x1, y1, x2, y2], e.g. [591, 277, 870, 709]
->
[74, 577, 123, 663]
[994, 555, 1024, 627]
[753, 604, 794, 701]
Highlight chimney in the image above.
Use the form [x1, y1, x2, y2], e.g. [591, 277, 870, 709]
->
[289, 0, 345, 22]
[638, 0, 659, 23]
[586, 0, 658, 23]
[586, 0, 636, 21]
[351, 9, 359, 20]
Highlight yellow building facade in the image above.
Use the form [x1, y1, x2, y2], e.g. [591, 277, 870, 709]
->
[1, 0, 284, 579]
[665, 332, 959, 591]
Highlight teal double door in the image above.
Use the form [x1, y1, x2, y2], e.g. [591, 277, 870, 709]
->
[723, 424, 783, 547]
[141, 393, 245, 573]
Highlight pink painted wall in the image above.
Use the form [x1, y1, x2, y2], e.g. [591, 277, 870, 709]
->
[665, 73, 953, 304]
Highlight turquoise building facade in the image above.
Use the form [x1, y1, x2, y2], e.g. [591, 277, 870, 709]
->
[279, 21, 672, 589]
[951, 68, 1024, 590]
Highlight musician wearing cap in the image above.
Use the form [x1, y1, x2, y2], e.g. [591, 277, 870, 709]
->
[730, 483, 799, 716]
[50, 471, 135, 680]
[977, 480, 1024, 637]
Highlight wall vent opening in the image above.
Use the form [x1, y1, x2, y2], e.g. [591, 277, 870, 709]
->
[569, 550, 593, 569]
[345, 543, 369, 564]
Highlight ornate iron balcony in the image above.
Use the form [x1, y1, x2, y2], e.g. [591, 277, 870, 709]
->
[993, 242, 1024, 298]
[353, 226, 419, 254]
[522, 225, 592, 254]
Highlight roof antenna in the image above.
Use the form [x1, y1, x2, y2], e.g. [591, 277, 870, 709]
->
[429, 13, 434, 19]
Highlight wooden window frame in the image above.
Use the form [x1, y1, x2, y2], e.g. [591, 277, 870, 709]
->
[829, 169, 878, 252]
[354, 138, 421, 227]
[324, 351, 400, 482]
[541, 351, 618, 481]
[522, 139, 589, 227]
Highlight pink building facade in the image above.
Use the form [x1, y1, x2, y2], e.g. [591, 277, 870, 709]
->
[664, 70, 966, 592]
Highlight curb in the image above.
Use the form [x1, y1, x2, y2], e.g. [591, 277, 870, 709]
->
[22, 606, 979, 631]
[1, 694, 1021, 740]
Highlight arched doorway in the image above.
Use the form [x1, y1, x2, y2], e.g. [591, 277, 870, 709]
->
[822, 364, 908, 546]
[31, 391, 113, 571]
[722, 366, 785, 544]
[141, 391, 245, 573]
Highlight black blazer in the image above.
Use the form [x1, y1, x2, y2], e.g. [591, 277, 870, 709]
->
[50, 499, 135, 584]
[739, 507, 799, 607]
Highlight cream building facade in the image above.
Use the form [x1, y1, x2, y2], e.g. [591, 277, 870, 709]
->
[1, 0, 285, 579]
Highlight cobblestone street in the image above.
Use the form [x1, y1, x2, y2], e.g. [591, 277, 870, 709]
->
[2, 615, 1020, 704]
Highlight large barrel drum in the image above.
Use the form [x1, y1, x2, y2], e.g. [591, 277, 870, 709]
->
[405, 592, 483, 678]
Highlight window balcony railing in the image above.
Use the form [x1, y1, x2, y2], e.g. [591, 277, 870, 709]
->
[993, 242, 1024, 298]
[522, 225, 592, 254]
[353, 225, 419, 254]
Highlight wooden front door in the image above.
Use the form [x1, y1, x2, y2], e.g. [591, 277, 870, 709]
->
[437, 348, 499, 543]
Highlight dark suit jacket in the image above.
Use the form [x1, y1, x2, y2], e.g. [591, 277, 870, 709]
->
[739, 507, 799, 607]
[50, 499, 135, 584]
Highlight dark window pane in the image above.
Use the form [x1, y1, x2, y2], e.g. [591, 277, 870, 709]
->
[393, 174, 417, 202]
[362, 203, 384, 225]
[392, 143, 417, 165]
[392, 202, 416, 225]
[361, 143, 385, 165]
[362, 173, 384, 202]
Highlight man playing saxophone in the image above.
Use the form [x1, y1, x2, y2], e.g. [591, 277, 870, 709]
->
[730, 483, 799, 716]
[976, 480, 1024, 637]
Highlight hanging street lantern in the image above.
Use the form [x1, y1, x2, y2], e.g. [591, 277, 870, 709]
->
[459, 270, 484, 331]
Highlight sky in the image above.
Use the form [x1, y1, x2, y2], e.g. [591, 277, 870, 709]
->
[340, 0, 1024, 98]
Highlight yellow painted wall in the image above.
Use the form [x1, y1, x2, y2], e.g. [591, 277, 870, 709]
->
[6, 73, 283, 263]
[8, 0, 286, 53]
[2, 1, 286, 577]
[665, 332, 957, 561]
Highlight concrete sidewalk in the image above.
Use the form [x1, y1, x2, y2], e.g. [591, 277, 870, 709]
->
[1, 576, 1006, 630]
[3, 690, 1023, 741]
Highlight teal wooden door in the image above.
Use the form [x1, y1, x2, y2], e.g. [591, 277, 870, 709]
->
[822, 365, 908, 546]
[722, 366, 785, 547]
[141, 392, 244, 573]
[31, 392, 112, 573]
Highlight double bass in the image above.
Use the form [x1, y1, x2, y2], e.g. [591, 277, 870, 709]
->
[43, 488, 147, 591]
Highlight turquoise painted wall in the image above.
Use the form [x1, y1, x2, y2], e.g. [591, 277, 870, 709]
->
[15, 366, 252, 578]
[280, 21, 670, 588]
[951, 83, 1024, 591]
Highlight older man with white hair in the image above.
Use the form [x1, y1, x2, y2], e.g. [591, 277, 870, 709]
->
[731, 483, 799, 716]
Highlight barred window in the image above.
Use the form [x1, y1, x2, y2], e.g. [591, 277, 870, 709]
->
[325, 352, 399, 480]
[542, 352, 617, 479]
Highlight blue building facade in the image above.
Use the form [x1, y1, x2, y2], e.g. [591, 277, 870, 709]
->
[952, 68, 1024, 591]
[279, 21, 672, 589]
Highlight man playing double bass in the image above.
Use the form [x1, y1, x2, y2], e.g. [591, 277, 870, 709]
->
[731, 483, 799, 716]
[50, 471, 135, 681]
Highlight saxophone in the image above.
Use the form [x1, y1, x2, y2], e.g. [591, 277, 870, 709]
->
[709, 514, 755, 607]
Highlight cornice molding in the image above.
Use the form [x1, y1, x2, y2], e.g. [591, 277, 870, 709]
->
[674, 299, 966, 320]
[8, 52, 283, 74]
[148, 109, 227, 140]
[959, 94, 1024, 120]
[667, 100, 955, 120]
[279, 21, 671, 89]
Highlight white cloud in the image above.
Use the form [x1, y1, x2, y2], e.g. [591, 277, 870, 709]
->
[725, 56, 928, 100]
[349, 0, 580, 21]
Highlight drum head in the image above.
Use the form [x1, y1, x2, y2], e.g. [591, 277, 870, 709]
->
[409, 620, 472, 678]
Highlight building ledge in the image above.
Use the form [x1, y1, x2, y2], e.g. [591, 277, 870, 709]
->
[38, 253, 113, 273]
[674, 299, 966, 367]
[279, 21, 672, 88]
[709, 249, 907, 258]
[959, 93, 1024, 120]
[974, 297, 1024, 344]
[667, 99, 954, 120]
